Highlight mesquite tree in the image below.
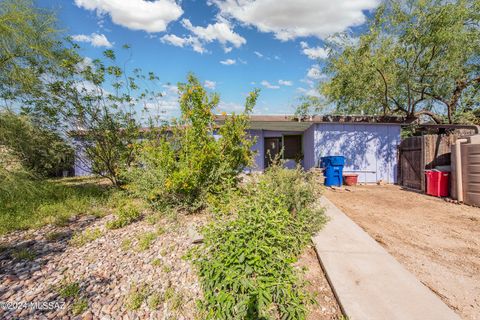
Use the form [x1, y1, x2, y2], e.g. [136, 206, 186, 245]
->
[319, 0, 480, 124]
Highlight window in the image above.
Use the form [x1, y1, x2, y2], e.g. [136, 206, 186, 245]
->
[283, 135, 302, 159]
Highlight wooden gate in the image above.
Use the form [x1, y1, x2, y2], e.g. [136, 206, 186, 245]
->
[398, 137, 423, 190]
[398, 130, 476, 191]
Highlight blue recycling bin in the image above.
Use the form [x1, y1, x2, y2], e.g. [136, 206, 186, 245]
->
[320, 156, 345, 187]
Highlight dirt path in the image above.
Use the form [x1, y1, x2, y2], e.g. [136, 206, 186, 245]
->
[325, 185, 480, 320]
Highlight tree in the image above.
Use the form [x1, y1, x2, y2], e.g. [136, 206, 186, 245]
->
[127, 74, 259, 210]
[0, 0, 69, 106]
[319, 0, 480, 124]
[41, 48, 163, 186]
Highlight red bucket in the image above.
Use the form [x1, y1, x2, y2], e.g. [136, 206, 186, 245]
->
[343, 174, 359, 186]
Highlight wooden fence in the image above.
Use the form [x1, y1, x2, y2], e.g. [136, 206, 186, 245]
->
[398, 130, 476, 191]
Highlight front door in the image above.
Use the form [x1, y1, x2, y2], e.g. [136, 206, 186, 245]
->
[264, 137, 281, 168]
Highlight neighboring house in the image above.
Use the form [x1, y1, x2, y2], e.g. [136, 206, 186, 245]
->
[74, 114, 407, 184]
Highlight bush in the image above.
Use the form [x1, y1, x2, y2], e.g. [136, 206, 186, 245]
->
[0, 111, 74, 177]
[191, 166, 326, 320]
[126, 74, 258, 211]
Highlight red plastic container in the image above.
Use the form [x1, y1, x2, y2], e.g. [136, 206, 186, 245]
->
[343, 174, 359, 186]
[425, 170, 450, 197]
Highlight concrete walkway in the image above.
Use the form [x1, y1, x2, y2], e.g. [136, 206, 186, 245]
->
[312, 196, 460, 320]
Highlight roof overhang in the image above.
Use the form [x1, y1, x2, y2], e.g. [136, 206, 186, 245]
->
[214, 114, 411, 131]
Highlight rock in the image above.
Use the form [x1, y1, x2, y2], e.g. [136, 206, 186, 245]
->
[82, 311, 94, 320]
[187, 226, 203, 244]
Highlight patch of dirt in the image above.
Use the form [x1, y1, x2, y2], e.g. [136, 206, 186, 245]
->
[296, 246, 343, 320]
[325, 185, 480, 320]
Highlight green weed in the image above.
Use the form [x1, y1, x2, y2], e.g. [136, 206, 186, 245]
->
[72, 298, 88, 315]
[126, 284, 149, 311]
[59, 281, 80, 299]
[147, 292, 162, 310]
[12, 248, 35, 261]
[136, 232, 157, 251]
[106, 205, 141, 230]
[121, 238, 132, 251]
[69, 228, 102, 247]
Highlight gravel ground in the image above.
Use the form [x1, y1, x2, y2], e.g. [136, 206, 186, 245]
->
[0, 209, 342, 319]
[0, 213, 206, 320]
[325, 185, 480, 320]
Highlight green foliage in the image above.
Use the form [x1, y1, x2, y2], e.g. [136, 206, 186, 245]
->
[0, 173, 112, 235]
[151, 258, 161, 267]
[127, 74, 259, 211]
[106, 204, 141, 229]
[121, 238, 132, 251]
[0, 111, 73, 177]
[147, 292, 162, 310]
[317, 0, 480, 124]
[126, 284, 150, 311]
[59, 281, 80, 299]
[191, 166, 326, 320]
[69, 228, 102, 247]
[71, 298, 88, 316]
[0, 0, 67, 102]
[137, 232, 157, 251]
[12, 248, 36, 261]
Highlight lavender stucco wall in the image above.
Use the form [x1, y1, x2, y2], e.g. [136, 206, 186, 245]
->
[313, 123, 400, 183]
[73, 140, 93, 176]
[303, 124, 316, 170]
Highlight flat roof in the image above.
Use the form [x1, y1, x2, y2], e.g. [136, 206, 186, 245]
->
[214, 114, 411, 131]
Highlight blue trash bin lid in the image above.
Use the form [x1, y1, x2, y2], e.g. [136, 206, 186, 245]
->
[321, 156, 345, 166]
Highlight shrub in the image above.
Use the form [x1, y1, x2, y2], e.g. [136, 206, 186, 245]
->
[191, 166, 326, 320]
[126, 74, 259, 211]
[106, 205, 141, 229]
[0, 111, 74, 177]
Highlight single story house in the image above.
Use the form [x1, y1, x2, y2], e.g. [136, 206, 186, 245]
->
[74, 115, 407, 184]
[216, 115, 406, 184]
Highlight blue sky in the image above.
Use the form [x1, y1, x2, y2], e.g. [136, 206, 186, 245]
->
[37, 0, 379, 118]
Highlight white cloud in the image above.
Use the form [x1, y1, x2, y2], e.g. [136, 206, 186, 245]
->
[307, 65, 325, 80]
[181, 18, 246, 50]
[217, 101, 245, 113]
[278, 80, 292, 86]
[211, 0, 379, 40]
[300, 41, 328, 60]
[261, 80, 280, 89]
[220, 58, 236, 65]
[160, 34, 206, 53]
[254, 51, 263, 58]
[74, 0, 183, 33]
[162, 84, 179, 95]
[72, 33, 113, 47]
[160, 34, 188, 47]
[204, 80, 216, 89]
